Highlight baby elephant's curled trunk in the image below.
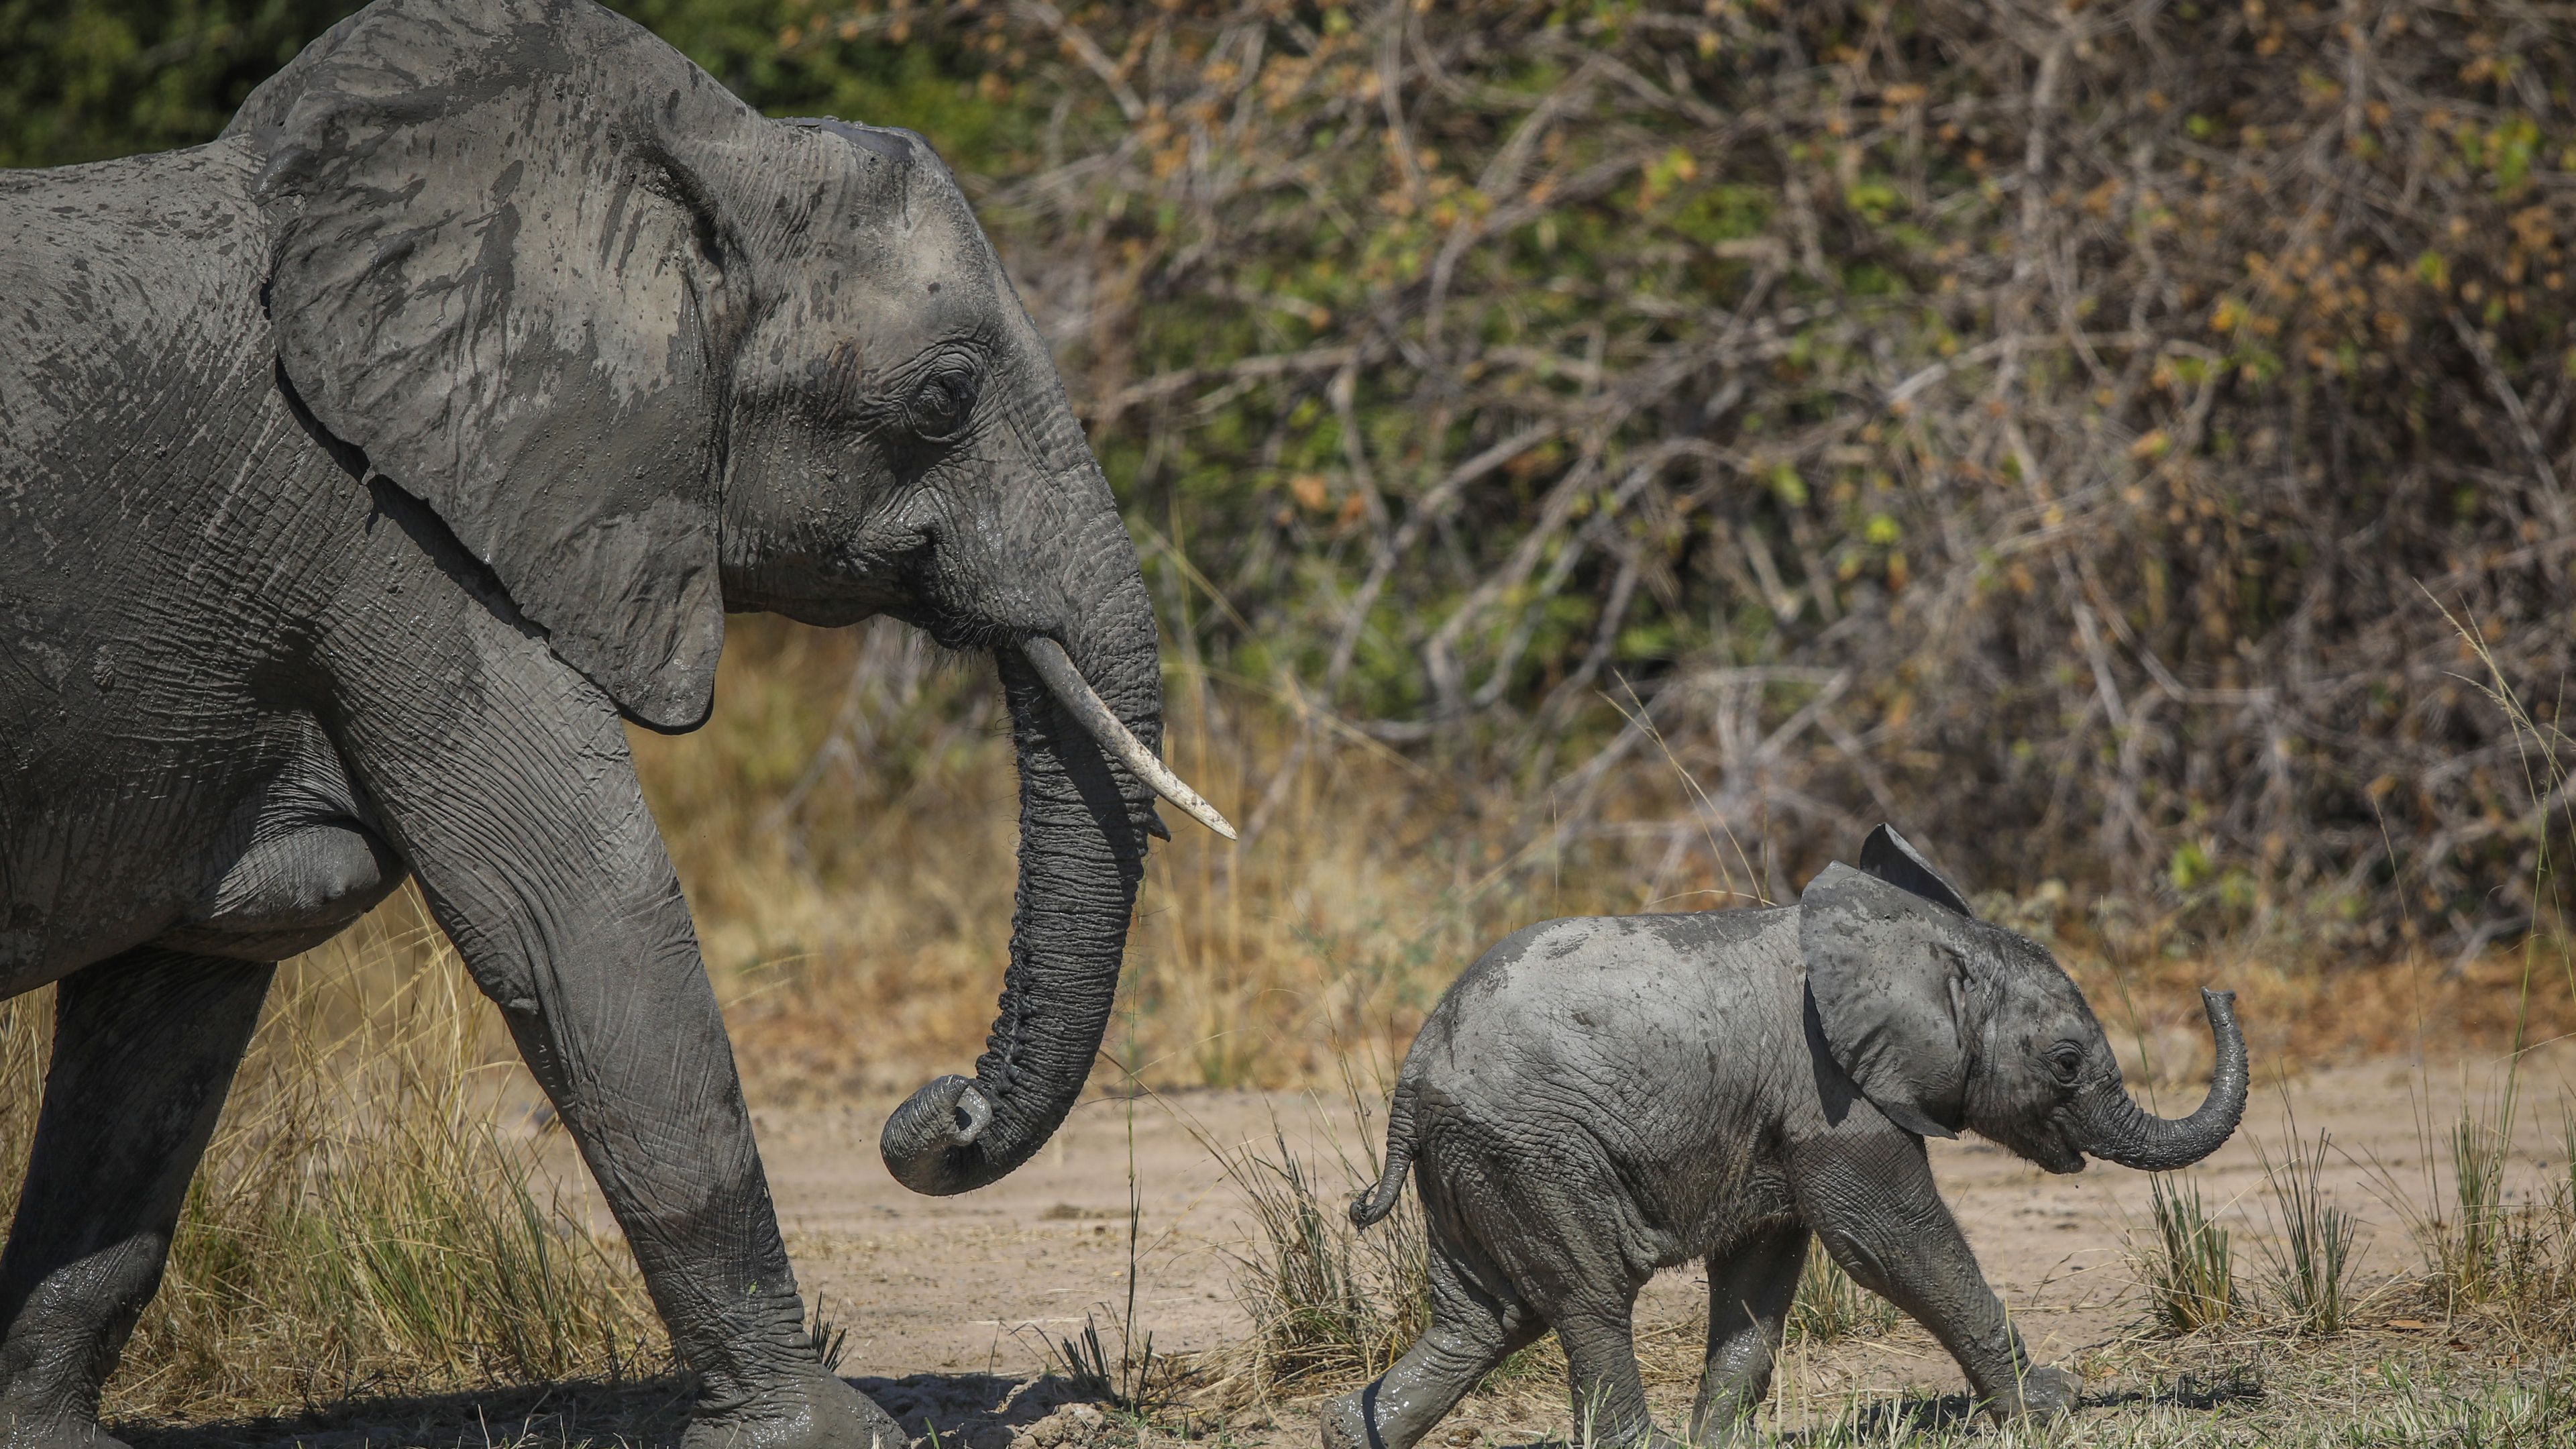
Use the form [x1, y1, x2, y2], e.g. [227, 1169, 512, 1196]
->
[2080, 989, 2247, 1171]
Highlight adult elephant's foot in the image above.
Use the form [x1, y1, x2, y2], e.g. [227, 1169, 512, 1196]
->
[683, 1370, 912, 1449]
[0, 1404, 133, 1449]
[1319, 1385, 1377, 1449]
[1684, 1407, 1764, 1448]
[1979, 1362, 2081, 1423]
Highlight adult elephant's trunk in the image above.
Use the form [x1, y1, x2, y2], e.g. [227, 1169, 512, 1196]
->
[2080, 989, 2249, 1171]
[879, 566, 1226, 1195]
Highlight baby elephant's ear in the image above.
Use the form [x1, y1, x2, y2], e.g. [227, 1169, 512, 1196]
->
[1801, 863, 1970, 1139]
[1858, 824, 1977, 918]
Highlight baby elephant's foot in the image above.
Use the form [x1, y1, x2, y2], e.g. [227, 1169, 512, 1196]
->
[1981, 1362, 2081, 1423]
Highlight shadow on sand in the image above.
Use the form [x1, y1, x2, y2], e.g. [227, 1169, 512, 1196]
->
[123, 1372, 1102, 1449]
[1780, 1372, 2263, 1442]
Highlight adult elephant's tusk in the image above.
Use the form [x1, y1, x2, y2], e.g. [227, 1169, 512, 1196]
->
[1020, 637, 1238, 841]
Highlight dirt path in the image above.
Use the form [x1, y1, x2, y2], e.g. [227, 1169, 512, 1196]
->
[177, 1044, 2576, 1449]
[750, 1042, 2576, 1434]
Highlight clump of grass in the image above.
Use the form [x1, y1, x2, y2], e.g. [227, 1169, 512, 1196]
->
[1048, 1312, 1165, 1413]
[2494, 1189, 2576, 1348]
[1788, 1242, 1897, 1344]
[2426, 1109, 2516, 1308]
[2254, 1128, 2363, 1336]
[2133, 1173, 2235, 1335]
[806, 1294, 850, 1373]
[1199, 1116, 1430, 1407]
[2379, 1099, 2576, 1347]
[0, 889, 671, 1422]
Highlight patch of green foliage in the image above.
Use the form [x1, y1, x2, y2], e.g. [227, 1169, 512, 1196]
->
[10, 1, 2576, 934]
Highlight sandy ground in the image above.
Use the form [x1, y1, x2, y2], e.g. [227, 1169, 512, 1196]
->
[739, 1042, 2576, 1436]
[143, 1043, 2576, 1449]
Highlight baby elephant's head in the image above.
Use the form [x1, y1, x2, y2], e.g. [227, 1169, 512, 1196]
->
[1800, 826, 2248, 1175]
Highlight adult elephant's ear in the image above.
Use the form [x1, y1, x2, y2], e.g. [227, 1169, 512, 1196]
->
[1800, 863, 1972, 1139]
[241, 0, 758, 731]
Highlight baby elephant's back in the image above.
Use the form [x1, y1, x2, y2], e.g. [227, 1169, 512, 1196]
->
[1407, 908, 1805, 1171]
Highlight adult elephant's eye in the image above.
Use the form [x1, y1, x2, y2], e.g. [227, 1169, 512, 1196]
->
[906, 353, 981, 441]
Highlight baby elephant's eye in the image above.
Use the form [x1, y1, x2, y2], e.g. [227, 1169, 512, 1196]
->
[905, 352, 982, 441]
[2046, 1043, 2085, 1086]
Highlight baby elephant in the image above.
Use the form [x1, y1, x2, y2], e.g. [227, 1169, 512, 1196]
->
[1327, 826, 2247, 1449]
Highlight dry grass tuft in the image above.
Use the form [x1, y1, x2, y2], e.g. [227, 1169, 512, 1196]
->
[2393, 1104, 2576, 1348]
[1190, 1103, 1431, 1412]
[2133, 1174, 2237, 1338]
[1787, 1244, 1898, 1346]
[0, 890, 669, 1426]
[2251, 1129, 2364, 1339]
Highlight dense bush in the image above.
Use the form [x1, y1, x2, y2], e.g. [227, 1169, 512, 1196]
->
[10, 0, 2573, 947]
[945, 0, 2576, 948]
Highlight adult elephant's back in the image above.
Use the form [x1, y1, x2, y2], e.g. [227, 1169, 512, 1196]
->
[0, 136, 362, 985]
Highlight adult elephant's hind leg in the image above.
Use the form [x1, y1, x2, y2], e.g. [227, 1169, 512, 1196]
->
[0, 949, 274, 1449]
[1321, 1242, 1540, 1449]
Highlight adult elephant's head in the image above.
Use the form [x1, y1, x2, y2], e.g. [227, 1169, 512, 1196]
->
[1799, 826, 2247, 1174]
[230, 0, 1230, 1194]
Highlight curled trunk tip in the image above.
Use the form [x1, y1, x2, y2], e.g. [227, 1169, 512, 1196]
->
[879, 1075, 994, 1195]
[2085, 987, 2249, 1173]
[879, 639, 1153, 1197]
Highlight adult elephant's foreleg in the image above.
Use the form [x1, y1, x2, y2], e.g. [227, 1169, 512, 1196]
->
[329, 629, 902, 1449]
[413, 814, 895, 1449]
[458, 886, 827, 1423]
[0, 949, 274, 1449]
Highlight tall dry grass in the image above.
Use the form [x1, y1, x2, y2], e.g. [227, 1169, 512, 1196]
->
[633, 616, 1636, 1103]
[1197, 1116, 1432, 1408]
[635, 616, 2576, 1108]
[0, 890, 666, 1426]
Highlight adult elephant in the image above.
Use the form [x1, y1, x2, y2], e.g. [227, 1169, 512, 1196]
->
[0, 1, 1231, 1445]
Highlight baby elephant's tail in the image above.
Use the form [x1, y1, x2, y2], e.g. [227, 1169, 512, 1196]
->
[1348, 1081, 1420, 1228]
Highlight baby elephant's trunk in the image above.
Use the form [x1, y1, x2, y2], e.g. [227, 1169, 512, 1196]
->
[1349, 1080, 1421, 1228]
[2082, 989, 2249, 1171]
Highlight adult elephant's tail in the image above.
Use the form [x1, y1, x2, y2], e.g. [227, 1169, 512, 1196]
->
[1349, 1079, 1421, 1228]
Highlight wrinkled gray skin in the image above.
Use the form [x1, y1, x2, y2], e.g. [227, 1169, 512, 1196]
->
[0, 1, 1191, 1445]
[1328, 826, 2248, 1449]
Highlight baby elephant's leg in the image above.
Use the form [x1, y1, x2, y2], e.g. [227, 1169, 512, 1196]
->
[1322, 1246, 1540, 1449]
[1793, 1134, 2078, 1421]
[1551, 1293, 1681, 1449]
[1687, 1223, 1809, 1444]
